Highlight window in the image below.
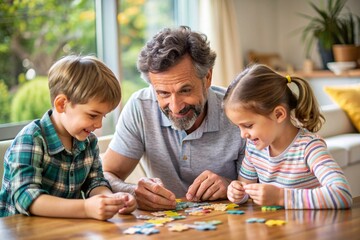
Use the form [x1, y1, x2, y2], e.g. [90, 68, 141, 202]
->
[0, 0, 97, 140]
[0, 0, 196, 140]
[117, 0, 177, 107]
[117, 0, 197, 105]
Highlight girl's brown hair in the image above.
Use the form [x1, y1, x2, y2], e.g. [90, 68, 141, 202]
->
[223, 64, 324, 132]
[48, 55, 121, 109]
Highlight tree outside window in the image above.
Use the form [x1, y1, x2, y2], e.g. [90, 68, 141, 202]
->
[0, 0, 176, 133]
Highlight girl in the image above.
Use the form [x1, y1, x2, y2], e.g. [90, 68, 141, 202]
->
[223, 64, 352, 209]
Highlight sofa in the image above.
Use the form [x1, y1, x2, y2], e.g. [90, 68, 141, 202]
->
[318, 104, 360, 197]
[0, 140, 12, 186]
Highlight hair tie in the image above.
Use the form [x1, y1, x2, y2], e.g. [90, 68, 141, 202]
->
[285, 75, 291, 83]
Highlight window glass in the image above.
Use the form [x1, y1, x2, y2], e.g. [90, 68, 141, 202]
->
[0, 0, 96, 126]
[0, 0, 182, 140]
[118, 0, 176, 106]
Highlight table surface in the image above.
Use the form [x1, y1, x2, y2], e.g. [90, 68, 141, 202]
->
[1, 196, 359, 240]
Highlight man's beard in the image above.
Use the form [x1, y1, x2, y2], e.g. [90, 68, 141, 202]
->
[162, 103, 205, 130]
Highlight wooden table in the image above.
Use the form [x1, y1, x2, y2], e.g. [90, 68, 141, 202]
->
[1, 197, 360, 240]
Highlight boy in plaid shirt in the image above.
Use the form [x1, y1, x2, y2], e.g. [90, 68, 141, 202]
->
[0, 55, 136, 220]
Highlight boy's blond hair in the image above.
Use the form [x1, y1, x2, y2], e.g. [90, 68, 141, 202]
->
[48, 55, 121, 109]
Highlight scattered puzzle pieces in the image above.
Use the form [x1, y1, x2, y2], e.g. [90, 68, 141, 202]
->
[193, 224, 217, 231]
[265, 219, 287, 226]
[226, 210, 245, 215]
[186, 208, 211, 215]
[188, 223, 217, 231]
[246, 218, 266, 223]
[175, 201, 210, 210]
[145, 217, 174, 226]
[261, 206, 284, 212]
[136, 214, 153, 220]
[168, 223, 190, 232]
[123, 223, 160, 235]
[126, 200, 247, 236]
[226, 203, 240, 209]
[211, 203, 228, 211]
[163, 210, 181, 217]
[170, 215, 186, 220]
[167, 220, 222, 232]
[194, 220, 222, 225]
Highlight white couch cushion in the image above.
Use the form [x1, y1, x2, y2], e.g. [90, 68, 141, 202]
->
[325, 134, 360, 166]
[326, 145, 348, 168]
[319, 105, 356, 138]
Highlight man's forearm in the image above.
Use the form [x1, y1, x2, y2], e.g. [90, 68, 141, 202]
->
[104, 172, 136, 195]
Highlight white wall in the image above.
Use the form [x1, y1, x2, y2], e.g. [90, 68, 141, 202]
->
[234, 0, 360, 71]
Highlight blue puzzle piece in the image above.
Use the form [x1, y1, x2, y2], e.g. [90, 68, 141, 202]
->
[226, 210, 245, 215]
[194, 224, 216, 231]
[246, 218, 266, 223]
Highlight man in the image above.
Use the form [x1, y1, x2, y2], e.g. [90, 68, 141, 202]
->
[103, 26, 246, 210]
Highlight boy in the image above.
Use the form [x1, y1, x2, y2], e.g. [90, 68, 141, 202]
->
[0, 55, 136, 220]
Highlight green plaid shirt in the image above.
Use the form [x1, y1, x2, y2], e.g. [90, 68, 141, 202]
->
[0, 110, 111, 217]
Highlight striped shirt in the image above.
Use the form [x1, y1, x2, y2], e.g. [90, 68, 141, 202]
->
[0, 110, 111, 217]
[240, 128, 352, 209]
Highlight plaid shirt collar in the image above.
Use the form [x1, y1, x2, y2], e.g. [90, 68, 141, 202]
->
[40, 110, 89, 156]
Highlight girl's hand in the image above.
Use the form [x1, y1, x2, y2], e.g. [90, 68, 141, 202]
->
[227, 180, 247, 204]
[244, 183, 284, 206]
[84, 194, 128, 220]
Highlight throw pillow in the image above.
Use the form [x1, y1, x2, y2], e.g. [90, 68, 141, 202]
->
[324, 84, 360, 132]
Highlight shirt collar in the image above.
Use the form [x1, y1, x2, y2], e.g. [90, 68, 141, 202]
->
[40, 110, 88, 155]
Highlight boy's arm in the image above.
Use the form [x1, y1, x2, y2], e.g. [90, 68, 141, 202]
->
[82, 142, 114, 197]
[29, 193, 126, 220]
[89, 186, 112, 197]
[29, 195, 88, 218]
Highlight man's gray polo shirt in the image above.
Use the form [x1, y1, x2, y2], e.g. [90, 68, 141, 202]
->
[109, 85, 246, 197]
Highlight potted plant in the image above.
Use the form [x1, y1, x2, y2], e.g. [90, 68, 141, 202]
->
[299, 0, 346, 69]
[332, 12, 360, 62]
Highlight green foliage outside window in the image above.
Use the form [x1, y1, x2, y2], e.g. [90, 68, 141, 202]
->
[0, 80, 10, 123]
[118, 0, 175, 107]
[0, 0, 95, 125]
[10, 77, 51, 122]
[0, 0, 175, 127]
[0, 0, 96, 88]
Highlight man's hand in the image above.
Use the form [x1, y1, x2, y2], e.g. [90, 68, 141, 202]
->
[244, 183, 284, 206]
[186, 170, 229, 202]
[134, 177, 176, 210]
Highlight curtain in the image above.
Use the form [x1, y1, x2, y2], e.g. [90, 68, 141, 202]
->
[198, 0, 243, 87]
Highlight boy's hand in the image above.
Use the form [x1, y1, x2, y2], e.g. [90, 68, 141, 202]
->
[84, 194, 128, 220]
[244, 183, 284, 206]
[227, 180, 247, 203]
[112, 192, 137, 214]
[134, 177, 176, 211]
